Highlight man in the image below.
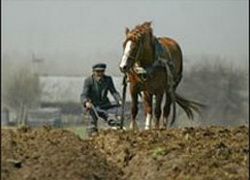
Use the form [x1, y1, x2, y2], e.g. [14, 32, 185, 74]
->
[80, 63, 122, 136]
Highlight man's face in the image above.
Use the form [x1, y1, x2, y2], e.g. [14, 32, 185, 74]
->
[93, 70, 105, 80]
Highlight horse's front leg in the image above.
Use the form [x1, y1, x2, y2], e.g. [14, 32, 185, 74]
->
[130, 84, 139, 131]
[143, 91, 153, 130]
[154, 93, 163, 129]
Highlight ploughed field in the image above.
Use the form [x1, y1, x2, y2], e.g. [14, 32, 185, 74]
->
[1, 126, 249, 180]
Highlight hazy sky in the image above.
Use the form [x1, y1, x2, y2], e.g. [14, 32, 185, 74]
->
[2, 0, 249, 74]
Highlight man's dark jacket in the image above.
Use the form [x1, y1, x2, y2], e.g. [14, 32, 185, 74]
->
[80, 75, 121, 108]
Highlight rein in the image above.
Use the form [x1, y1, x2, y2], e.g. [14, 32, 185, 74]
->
[120, 73, 127, 129]
[131, 37, 150, 82]
[134, 38, 144, 64]
[127, 37, 145, 67]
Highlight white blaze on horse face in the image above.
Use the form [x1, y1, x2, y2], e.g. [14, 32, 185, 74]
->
[145, 113, 152, 130]
[120, 40, 132, 69]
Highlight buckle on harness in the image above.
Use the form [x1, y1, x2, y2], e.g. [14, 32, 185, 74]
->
[139, 72, 147, 81]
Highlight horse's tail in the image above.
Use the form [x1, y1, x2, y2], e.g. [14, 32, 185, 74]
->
[174, 93, 206, 120]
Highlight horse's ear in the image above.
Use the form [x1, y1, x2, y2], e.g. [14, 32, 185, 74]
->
[125, 27, 130, 35]
[147, 21, 152, 26]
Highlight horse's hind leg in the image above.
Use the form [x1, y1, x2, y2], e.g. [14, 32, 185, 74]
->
[143, 92, 153, 130]
[154, 93, 163, 129]
[163, 92, 171, 129]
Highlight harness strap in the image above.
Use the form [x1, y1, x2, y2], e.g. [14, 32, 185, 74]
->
[154, 38, 180, 89]
[164, 60, 175, 95]
[164, 60, 176, 126]
[134, 38, 145, 66]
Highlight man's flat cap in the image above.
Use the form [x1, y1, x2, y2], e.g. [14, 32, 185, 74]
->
[92, 63, 107, 71]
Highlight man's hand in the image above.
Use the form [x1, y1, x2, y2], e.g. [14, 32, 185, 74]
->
[85, 102, 93, 110]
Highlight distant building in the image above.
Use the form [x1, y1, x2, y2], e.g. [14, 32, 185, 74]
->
[26, 107, 62, 128]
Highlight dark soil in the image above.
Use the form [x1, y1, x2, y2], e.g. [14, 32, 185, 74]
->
[1, 126, 123, 180]
[1, 126, 249, 180]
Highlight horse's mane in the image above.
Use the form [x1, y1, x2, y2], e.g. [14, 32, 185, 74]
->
[127, 21, 153, 42]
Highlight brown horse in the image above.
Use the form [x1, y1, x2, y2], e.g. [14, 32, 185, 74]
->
[119, 21, 201, 130]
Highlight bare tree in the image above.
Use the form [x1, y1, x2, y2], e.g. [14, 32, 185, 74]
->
[4, 66, 42, 126]
[178, 58, 248, 126]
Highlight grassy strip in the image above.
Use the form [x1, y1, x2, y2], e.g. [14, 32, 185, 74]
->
[64, 126, 88, 139]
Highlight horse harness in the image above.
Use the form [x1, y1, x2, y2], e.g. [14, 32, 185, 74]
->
[131, 37, 181, 92]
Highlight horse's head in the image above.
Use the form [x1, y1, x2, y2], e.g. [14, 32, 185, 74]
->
[119, 22, 153, 73]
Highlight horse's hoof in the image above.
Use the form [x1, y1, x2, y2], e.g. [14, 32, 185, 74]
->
[163, 125, 168, 129]
[130, 122, 139, 131]
[134, 125, 139, 131]
[153, 123, 160, 130]
[131, 126, 139, 131]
